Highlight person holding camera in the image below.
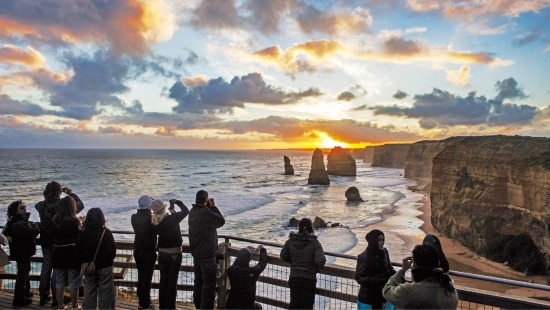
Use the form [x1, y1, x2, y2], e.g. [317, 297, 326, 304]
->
[151, 198, 189, 310]
[4, 200, 40, 307]
[188, 190, 225, 309]
[226, 245, 268, 309]
[35, 181, 84, 307]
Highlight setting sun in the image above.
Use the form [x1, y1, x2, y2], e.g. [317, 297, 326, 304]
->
[316, 131, 349, 149]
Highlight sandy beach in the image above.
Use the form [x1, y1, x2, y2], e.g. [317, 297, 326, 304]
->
[411, 178, 550, 301]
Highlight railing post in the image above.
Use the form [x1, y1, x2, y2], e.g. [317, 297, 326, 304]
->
[216, 242, 231, 309]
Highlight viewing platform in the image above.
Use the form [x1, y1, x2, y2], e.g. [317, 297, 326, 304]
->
[0, 231, 549, 309]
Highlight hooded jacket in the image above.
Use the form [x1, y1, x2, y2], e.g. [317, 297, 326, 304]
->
[226, 247, 268, 309]
[280, 232, 326, 280]
[355, 247, 395, 305]
[5, 213, 40, 261]
[131, 209, 157, 251]
[34, 193, 84, 248]
[188, 204, 225, 259]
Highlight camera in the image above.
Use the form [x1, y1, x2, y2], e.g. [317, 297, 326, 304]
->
[62, 187, 68, 193]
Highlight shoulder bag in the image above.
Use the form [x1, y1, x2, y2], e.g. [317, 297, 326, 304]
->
[81, 228, 106, 275]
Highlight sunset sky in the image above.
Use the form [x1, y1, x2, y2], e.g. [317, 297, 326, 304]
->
[1, 0, 550, 149]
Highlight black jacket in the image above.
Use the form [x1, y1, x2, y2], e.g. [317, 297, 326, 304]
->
[131, 209, 156, 251]
[5, 213, 40, 261]
[355, 247, 396, 306]
[188, 204, 225, 259]
[226, 248, 268, 309]
[52, 218, 81, 269]
[35, 193, 84, 248]
[153, 201, 189, 249]
[280, 232, 326, 280]
[77, 228, 117, 269]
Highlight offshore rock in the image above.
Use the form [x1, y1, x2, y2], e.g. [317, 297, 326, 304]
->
[284, 156, 294, 175]
[345, 186, 364, 202]
[308, 148, 330, 185]
[372, 144, 411, 168]
[430, 135, 550, 275]
[364, 146, 375, 163]
[327, 147, 356, 176]
[313, 216, 328, 229]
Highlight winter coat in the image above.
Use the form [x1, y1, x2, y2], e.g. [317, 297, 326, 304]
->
[35, 193, 84, 249]
[382, 269, 459, 309]
[77, 228, 117, 269]
[226, 247, 268, 309]
[153, 201, 189, 249]
[5, 213, 40, 261]
[188, 204, 225, 259]
[355, 247, 396, 306]
[131, 209, 157, 251]
[280, 232, 326, 280]
[52, 218, 81, 269]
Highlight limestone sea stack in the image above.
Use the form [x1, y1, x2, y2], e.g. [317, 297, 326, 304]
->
[307, 148, 330, 185]
[327, 147, 356, 176]
[284, 156, 294, 175]
[345, 186, 364, 202]
[430, 135, 550, 274]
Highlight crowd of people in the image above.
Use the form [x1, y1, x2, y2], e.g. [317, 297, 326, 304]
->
[2, 180, 458, 310]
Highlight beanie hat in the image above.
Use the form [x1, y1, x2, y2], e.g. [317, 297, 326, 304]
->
[138, 195, 153, 209]
[150, 199, 166, 213]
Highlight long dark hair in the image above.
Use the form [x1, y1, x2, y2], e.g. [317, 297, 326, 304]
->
[52, 196, 77, 228]
[411, 245, 456, 294]
[7, 200, 22, 219]
[298, 218, 314, 234]
[44, 181, 62, 203]
[82, 208, 105, 232]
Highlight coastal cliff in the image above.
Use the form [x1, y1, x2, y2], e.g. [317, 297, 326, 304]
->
[430, 135, 550, 274]
[327, 147, 356, 176]
[363, 146, 374, 163]
[372, 144, 411, 168]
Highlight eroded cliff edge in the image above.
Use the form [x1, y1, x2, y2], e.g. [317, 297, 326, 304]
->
[429, 135, 550, 274]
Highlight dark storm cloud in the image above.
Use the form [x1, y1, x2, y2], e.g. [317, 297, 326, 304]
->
[371, 78, 537, 129]
[393, 90, 408, 99]
[0, 94, 46, 116]
[169, 73, 322, 114]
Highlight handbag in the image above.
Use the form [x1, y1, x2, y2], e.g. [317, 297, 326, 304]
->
[81, 228, 106, 275]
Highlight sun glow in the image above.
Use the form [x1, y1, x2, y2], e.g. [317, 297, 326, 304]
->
[316, 131, 349, 149]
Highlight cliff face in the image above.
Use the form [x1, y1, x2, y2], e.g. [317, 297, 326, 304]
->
[430, 135, 550, 273]
[372, 144, 411, 168]
[308, 148, 330, 185]
[404, 137, 464, 179]
[327, 147, 356, 176]
[364, 146, 374, 163]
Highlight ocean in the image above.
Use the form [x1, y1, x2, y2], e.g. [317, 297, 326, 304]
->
[0, 148, 425, 265]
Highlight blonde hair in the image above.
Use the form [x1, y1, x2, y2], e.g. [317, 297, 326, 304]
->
[151, 208, 167, 225]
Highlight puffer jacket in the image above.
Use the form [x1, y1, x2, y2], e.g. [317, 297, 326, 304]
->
[188, 204, 225, 259]
[35, 193, 84, 248]
[280, 232, 326, 280]
[355, 247, 396, 305]
[5, 213, 40, 261]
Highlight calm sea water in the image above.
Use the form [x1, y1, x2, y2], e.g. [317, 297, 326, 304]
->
[0, 149, 424, 264]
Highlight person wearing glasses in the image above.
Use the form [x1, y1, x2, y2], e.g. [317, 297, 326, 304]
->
[4, 200, 40, 307]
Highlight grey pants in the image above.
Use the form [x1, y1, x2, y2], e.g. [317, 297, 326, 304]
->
[83, 266, 115, 310]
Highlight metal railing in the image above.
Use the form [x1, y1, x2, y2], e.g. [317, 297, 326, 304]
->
[0, 230, 549, 309]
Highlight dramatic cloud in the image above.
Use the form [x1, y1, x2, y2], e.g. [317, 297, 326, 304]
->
[383, 37, 425, 56]
[393, 90, 408, 99]
[371, 78, 537, 129]
[0, 94, 47, 116]
[242, 0, 296, 34]
[296, 4, 372, 35]
[0, 0, 175, 56]
[337, 92, 355, 101]
[446, 65, 471, 87]
[253, 40, 344, 75]
[0, 45, 45, 68]
[190, 0, 240, 29]
[169, 73, 322, 114]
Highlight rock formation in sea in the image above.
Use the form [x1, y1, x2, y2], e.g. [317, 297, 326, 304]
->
[307, 148, 330, 185]
[345, 186, 364, 202]
[284, 156, 294, 175]
[430, 135, 550, 275]
[363, 146, 375, 163]
[327, 147, 356, 176]
[287, 216, 328, 229]
[372, 143, 411, 168]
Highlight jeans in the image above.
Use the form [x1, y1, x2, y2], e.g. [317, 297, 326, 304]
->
[192, 257, 217, 310]
[133, 249, 157, 308]
[39, 247, 56, 302]
[158, 252, 182, 310]
[288, 277, 316, 309]
[14, 257, 31, 302]
[83, 266, 115, 310]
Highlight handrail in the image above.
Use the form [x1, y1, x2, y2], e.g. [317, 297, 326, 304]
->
[111, 230, 550, 292]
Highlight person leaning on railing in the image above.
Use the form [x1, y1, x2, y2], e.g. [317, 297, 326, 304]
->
[226, 245, 268, 309]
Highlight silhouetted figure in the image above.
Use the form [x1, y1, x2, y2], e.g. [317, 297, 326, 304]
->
[422, 234, 450, 273]
[226, 245, 268, 309]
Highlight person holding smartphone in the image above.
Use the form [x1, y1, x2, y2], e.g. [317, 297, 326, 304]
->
[226, 245, 268, 309]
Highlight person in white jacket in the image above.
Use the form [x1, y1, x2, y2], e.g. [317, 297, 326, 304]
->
[382, 244, 458, 309]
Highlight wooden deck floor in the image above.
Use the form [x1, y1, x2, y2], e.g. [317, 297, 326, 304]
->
[0, 290, 196, 310]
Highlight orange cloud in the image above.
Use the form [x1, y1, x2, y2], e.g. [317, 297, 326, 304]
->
[181, 75, 208, 87]
[406, 0, 550, 19]
[155, 126, 177, 136]
[253, 40, 344, 74]
[446, 65, 471, 87]
[296, 6, 372, 35]
[0, 45, 46, 68]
